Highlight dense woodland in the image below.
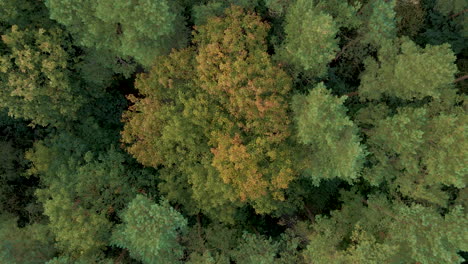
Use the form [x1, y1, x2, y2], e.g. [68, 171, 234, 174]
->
[0, 0, 467, 263]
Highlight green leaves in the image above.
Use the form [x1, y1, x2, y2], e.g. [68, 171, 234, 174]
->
[304, 193, 468, 264]
[292, 83, 365, 184]
[0, 214, 56, 264]
[0, 25, 85, 126]
[45, 0, 187, 69]
[359, 0, 396, 47]
[26, 126, 150, 258]
[111, 195, 187, 264]
[279, 0, 339, 78]
[359, 38, 457, 101]
[1, 1, 466, 263]
[362, 106, 467, 205]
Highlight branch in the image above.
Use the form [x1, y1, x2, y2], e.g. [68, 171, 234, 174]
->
[197, 213, 205, 249]
[304, 204, 315, 223]
[454, 74, 468, 83]
[345, 91, 359, 97]
[332, 37, 361, 62]
[115, 249, 128, 264]
[451, 9, 468, 19]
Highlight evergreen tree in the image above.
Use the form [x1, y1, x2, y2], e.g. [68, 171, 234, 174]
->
[26, 125, 153, 259]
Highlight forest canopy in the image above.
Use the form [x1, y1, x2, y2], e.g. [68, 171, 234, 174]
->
[0, 0, 467, 263]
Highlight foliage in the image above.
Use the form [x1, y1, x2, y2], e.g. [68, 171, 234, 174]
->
[278, 0, 339, 78]
[0, 25, 85, 126]
[45, 0, 188, 68]
[417, 0, 467, 54]
[292, 83, 365, 184]
[0, 0, 52, 30]
[194, 6, 297, 213]
[359, 38, 457, 101]
[1, 0, 466, 263]
[123, 6, 299, 220]
[192, 0, 261, 25]
[26, 125, 152, 258]
[394, 0, 426, 37]
[360, 105, 467, 206]
[231, 233, 279, 264]
[359, 0, 397, 48]
[0, 214, 56, 264]
[303, 192, 468, 264]
[111, 195, 188, 264]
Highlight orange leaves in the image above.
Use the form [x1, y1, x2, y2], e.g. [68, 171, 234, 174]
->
[122, 7, 299, 215]
[192, 6, 297, 208]
[211, 133, 268, 201]
[209, 130, 296, 205]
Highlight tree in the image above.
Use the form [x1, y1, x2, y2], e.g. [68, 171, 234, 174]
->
[123, 6, 300, 219]
[358, 0, 397, 48]
[122, 47, 242, 222]
[356, 37, 464, 206]
[192, 0, 261, 25]
[358, 105, 467, 206]
[291, 83, 365, 184]
[0, 0, 52, 29]
[230, 233, 279, 264]
[394, 0, 426, 37]
[111, 195, 187, 264]
[26, 125, 152, 259]
[0, 214, 56, 264]
[194, 5, 298, 213]
[303, 192, 468, 264]
[45, 0, 188, 69]
[0, 25, 86, 126]
[278, 0, 339, 78]
[359, 38, 458, 101]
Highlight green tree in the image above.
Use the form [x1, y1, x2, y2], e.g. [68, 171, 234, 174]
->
[278, 0, 339, 78]
[45, 0, 188, 69]
[111, 195, 187, 264]
[0, 107, 44, 223]
[0, 214, 56, 264]
[292, 83, 365, 184]
[303, 192, 468, 264]
[356, 37, 465, 206]
[358, 0, 397, 48]
[0, 0, 53, 30]
[26, 126, 151, 259]
[192, 1, 261, 25]
[0, 25, 86, 126]
[359, 38, 458, 101]
[358, 105, 467, 206]
[230, 233, 279, 264]
[394, 0, 426, 37]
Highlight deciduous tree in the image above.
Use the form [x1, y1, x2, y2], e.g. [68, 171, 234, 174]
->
[111, 195, 187, 264]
